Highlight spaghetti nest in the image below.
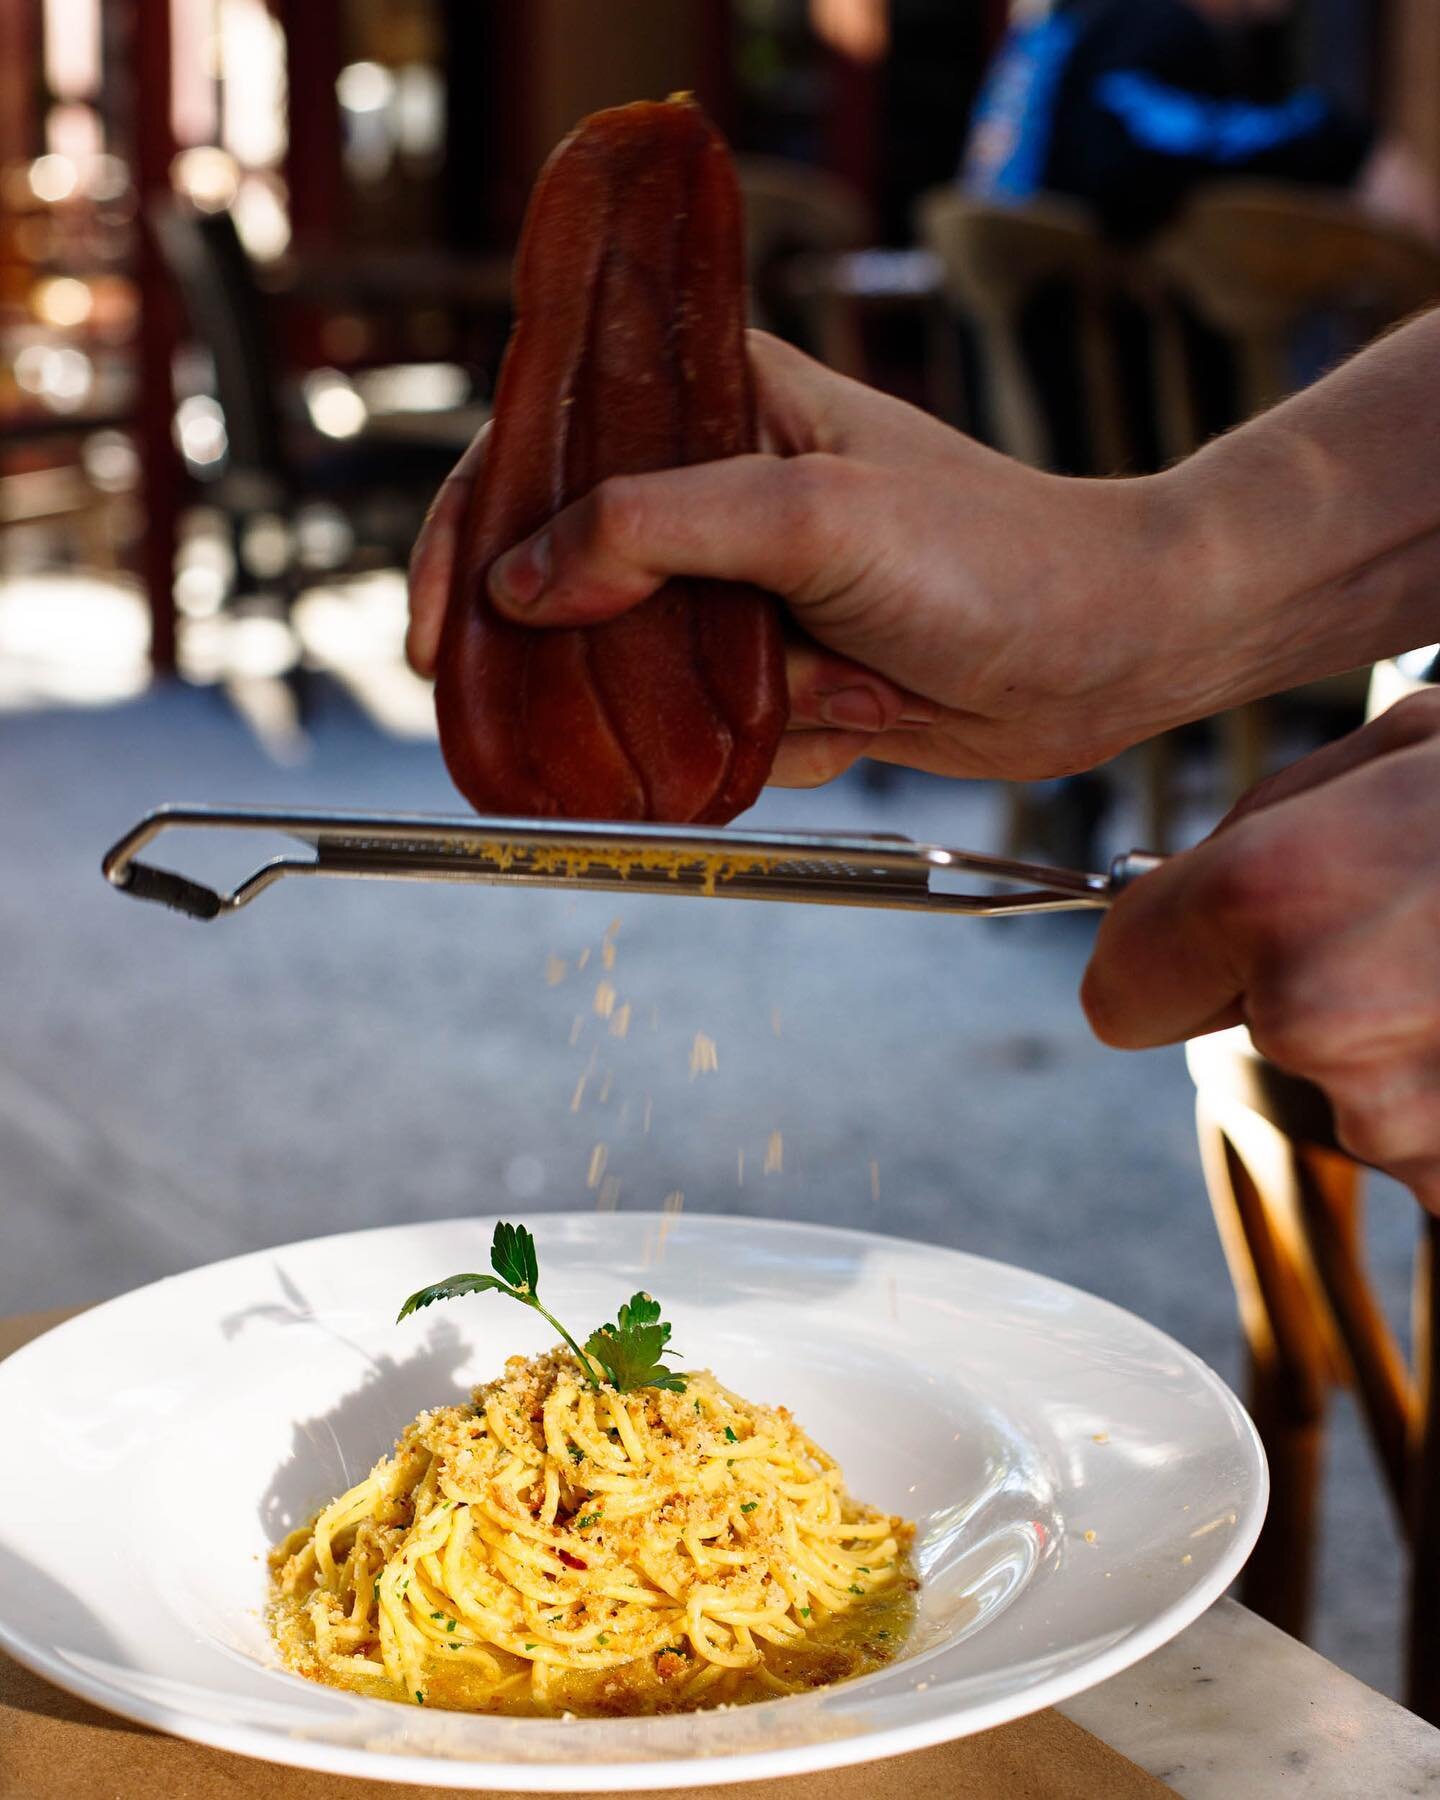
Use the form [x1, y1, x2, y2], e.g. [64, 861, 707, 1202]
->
[269, 1349, 912, 1715]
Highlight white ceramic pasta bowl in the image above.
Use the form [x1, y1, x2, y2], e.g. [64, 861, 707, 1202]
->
[0, 1212, 1264, 1790]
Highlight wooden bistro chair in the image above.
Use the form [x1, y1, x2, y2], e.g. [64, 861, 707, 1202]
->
[1150, 186, 1440, 802]
[917, 191, 1180, 852]
[736, 157, 872, 379]
[1188, 662, 1440, 1722]
[916, 189, 1141, 474]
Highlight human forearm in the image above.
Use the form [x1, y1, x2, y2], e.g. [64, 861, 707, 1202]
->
[1153, 306, 1440, 703]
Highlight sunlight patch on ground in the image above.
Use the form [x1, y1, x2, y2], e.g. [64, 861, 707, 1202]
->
[0, 565, 436, 747]
[0, 572, 151, 710]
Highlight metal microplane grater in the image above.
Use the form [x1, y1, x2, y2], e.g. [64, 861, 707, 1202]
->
[101, 805, 1164, 921]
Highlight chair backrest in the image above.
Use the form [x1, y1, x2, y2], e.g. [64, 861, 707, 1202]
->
[1152, 183, 1440, 423]
[916, 188, 1139, 473]
[150, 201, 287, 479]
[736, 157, 870, 375]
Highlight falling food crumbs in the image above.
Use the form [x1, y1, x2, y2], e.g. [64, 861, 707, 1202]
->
[764, 1130, 784, 1175]
[545, 954, 567, 986]
[593, 981, 617, 1019]
[586, 1143, 608, 1188]
[658, 1190, 684, 1250]
[1083, 1530, 1097, 1544]
[597, 1175, 621, 1211]
[689, 1033, 719, 1077]
[609, 1002, 631, 1039]
[568, 1014, 584, 1047]
[1092, 1432, 1109, 1444]
[576, 947, 591, 972]
[569, 1051, 596, 1112]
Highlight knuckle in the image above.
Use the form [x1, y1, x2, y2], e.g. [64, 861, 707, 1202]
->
[585, 476, 648, 558]
[1328, 1078, 1427, 1167]
[779, 453, 854, 549]
[1244, 1000, 1324, 1076]
[1372, 686, 1440, 748]
[1194, 825, 1299, 936]
[1243, 953, 1363, 1075]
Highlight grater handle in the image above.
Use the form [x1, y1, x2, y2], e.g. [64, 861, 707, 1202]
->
[110, 859, 225, 921]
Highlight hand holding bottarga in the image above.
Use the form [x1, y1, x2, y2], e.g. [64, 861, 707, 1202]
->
[433, 97, 791, 824]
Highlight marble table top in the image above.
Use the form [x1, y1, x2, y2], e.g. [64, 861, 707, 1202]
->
[1064, 1597, 1440, 1797]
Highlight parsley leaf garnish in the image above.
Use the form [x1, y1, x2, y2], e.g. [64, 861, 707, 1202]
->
[397, 1222, 597, 1385]
[490, 1220, 539, 1293]
[398, 1224, 687, 1395]
[583, 1291, 687, 1394]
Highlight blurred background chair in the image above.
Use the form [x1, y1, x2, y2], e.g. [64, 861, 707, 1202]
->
[918, 189, 1140, 475]
[1186, 1021, 1440, 1724]
[918, 189, 1162, 863]
[737, 155, 871, 378]
[1153, 183, 1440, 432]
[152, 201, 487, 626]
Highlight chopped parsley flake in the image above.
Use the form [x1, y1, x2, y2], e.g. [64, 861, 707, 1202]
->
[577, 1513, 600, 1528]
[525, 1642, 537, 1651]
[799, 1607, 811, 1619]
[740, 1501, 758, 1513]
[723, 1426, 738, 1443]
[446, 1619, 457, 1632]
[414, 1690, 425, 1704]
[597, 1633, 609, 1646]
[849, 1584, 865, 1595]
[568, 1445, 584, 1463]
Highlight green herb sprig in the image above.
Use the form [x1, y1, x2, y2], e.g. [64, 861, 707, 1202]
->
[397, 1222, 686, 1396]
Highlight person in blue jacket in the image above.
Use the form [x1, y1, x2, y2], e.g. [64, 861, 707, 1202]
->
[963, 0, 1437, 243]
